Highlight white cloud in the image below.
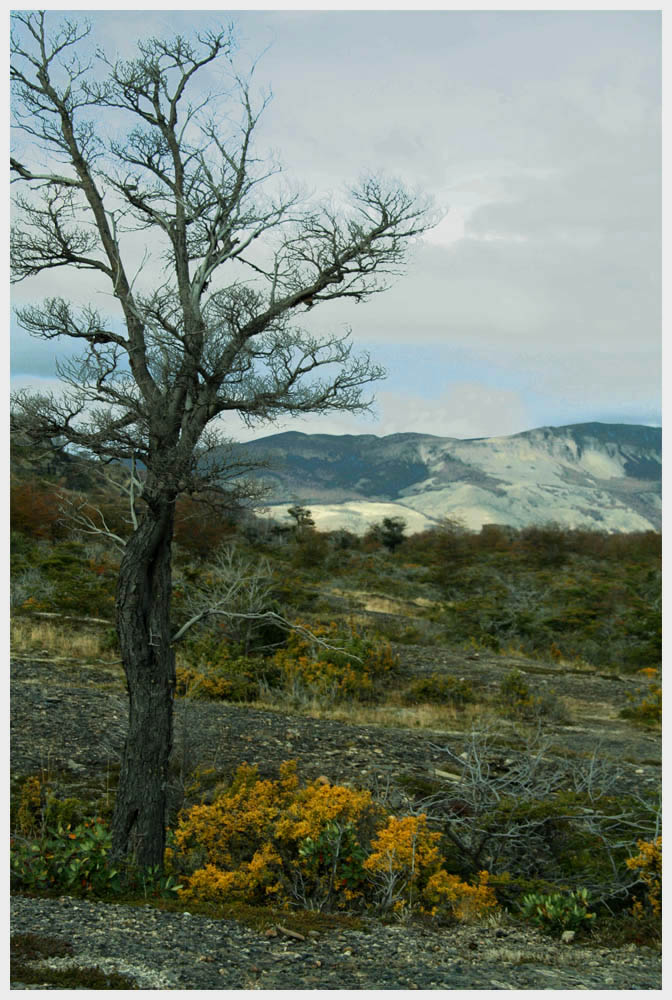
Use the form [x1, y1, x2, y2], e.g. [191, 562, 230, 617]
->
[9, 9, 660, 441]
[374, 384, 533, 439]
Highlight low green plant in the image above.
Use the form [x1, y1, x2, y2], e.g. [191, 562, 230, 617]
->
[402, 673, 476, 707]
[10, 819, 122, 895]
[122, 863, 183, 900]
[298, 820, 368, 907]
[10, 817, 182, 899]
[519, 887, 595, 936]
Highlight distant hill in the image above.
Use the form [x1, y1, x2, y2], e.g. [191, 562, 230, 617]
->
[232, 422, 661, 534]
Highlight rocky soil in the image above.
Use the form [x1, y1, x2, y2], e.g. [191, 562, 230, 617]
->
[10, 644, 661, 800]
[10, 641, 662, 990]
[10, 895, 662, 991]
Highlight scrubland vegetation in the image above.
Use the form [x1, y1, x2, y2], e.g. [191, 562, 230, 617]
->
[10, 454, 662, 948]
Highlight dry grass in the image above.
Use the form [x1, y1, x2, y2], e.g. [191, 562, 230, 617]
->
[9, 619, 125, 694]
[11, 618, 111, 660]
[11, 618, 125, 691]
[250, 694, 496, 734]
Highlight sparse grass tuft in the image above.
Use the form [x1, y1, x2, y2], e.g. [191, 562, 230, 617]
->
[11, 618, 111, 661]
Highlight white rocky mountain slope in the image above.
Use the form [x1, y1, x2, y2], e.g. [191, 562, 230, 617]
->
[234, 422, 661, 535]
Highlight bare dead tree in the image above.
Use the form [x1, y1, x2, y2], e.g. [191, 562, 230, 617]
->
[10, 11, 435, 866]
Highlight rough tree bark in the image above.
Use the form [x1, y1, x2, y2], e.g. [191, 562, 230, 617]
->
[113, 493, 176, 863]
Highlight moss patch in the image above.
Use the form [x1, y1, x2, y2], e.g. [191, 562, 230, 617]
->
[10, 931, 138, 988]
[133, 895, 365, 934]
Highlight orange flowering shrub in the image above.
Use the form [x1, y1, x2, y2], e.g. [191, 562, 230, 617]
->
[181, 844, 283, 903]
[173, 762, 382, 909]
[271, 623, 397, 702]
[363, 814, 443, 911]
[175, 665, 235, 700]
[274, 780, 375, 842]
[638, 667, 659, 679]
[626, 836, 662, 917]
[171, 761, 500, 920]
[424, 869, 498, 922]
[365, 814, 442, 874]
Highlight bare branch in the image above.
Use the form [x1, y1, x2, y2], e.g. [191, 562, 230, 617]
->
[57, 492, 127, 551]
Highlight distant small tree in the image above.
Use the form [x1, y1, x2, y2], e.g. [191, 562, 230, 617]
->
[371, 516, 407, 553]
[10, 12, 433, 868]
[287, 504, 315, 530]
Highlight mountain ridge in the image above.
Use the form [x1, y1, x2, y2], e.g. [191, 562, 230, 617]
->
[231, 422, 661, 535]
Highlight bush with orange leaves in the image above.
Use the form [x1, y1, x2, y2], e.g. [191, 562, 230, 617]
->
[363, 814, 442, 912]
[172, 761, 383, 910]
[423, 869, 498, 922]
[270, 622, 398, 703]
[170, 761, 499, 921]
[626, 836, 662, 918]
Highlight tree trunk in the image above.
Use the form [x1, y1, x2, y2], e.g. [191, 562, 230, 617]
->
[111, 497, 176, 867]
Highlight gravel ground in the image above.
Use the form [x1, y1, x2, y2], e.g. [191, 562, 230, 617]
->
[10, 895, 663, 990]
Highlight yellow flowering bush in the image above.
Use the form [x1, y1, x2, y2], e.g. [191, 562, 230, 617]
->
[175, 665, 236, 700]
[365, 814, 442, 874]
[362, 814, 442, 911]
[626, 836, 662, 917]
[171, 761, 500, 920]
[173, 762, 382, 909]
[271, 623, 398, 702]
[274, 780, 375, 842]
[424, 869, 498, 922]
[182, 847, 283, 904]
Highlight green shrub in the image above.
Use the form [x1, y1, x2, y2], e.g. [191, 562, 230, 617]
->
[403, 673, 477, 707]
[176, 632, 281, 702]
[270, 622, 398, 703]
[10, 819, 122, 896]
[14, 540, 117, 617]
[620, 674, 662, 725]
[15, 775, 44, 837]
[497, 669, 566, 720]
[519, 888, 595, 936]
[298, 820, 368, 903]
[175, 658, 263, 702]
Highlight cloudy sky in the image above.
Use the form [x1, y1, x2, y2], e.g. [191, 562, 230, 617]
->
[10, 5, 661, 441]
